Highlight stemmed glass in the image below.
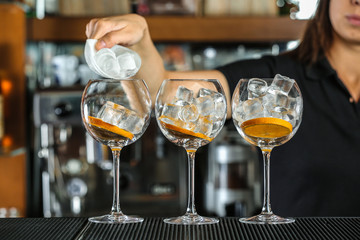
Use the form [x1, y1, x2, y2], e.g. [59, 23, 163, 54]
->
[81, 79, 152, 224]
[155, 79, 227, 225]
[231, 75, 303, 224]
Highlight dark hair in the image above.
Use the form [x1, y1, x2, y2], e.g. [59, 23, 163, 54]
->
[292, 0, 333, 65]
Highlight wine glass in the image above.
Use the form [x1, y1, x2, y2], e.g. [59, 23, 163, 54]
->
[155, 79, 227, 225]
[81, 79, 152, 224]
[231, 75, 303, 224]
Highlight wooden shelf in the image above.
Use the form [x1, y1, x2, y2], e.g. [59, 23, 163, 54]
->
[27, 16, 307, 43]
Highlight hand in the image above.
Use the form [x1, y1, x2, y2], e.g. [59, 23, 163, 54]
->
[85, 14, 148, 51]
[85, 14, 166, 104]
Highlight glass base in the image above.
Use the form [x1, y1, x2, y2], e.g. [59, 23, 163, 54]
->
[239, 213, 295, 224]
[88, 214, 144, 224]
[164, 214, 219, 225]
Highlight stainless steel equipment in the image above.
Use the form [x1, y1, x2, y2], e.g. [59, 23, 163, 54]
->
[33, 88, 186, 217]
[205, 123, 261, 217]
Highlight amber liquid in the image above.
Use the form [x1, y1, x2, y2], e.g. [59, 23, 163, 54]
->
[159, 121, 212, 150]
[86, 124, 132, 147]
[240, 117, 292, 150]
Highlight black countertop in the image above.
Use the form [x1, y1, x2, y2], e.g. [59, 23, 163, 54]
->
[1, 217, 360, 240]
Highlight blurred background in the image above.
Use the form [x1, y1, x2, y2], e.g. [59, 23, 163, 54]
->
[0, 0, 315, 218]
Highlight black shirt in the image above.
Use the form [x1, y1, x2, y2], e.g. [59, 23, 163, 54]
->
[217, 52, 360, 217]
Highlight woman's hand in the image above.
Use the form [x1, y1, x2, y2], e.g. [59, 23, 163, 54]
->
[85, 14, 166, 104]
[85, 14, 148, 51]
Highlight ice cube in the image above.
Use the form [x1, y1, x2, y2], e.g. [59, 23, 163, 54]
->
[295, 96, 303, 116]
[118, 110, 145, 134]
[211, 120, 223, 134]
[174, 99, 190, 107]
[287, 96, 296, 108]
[262, 93, 275, 111]
[248, 78, 268, 99]
[97, 101, 122, 125]
[214, 98, 226, 119]
[175, 86, 194, 104]
[161, 104, 181, 121]
[198, 88, 213, 97]
[283, 109, 296, 126]
[181, 121, 196, 131]
[242, 98, 264, 119]
[269, 106, 288, 119]
[117, 52, 136, 71]
[95, 48, 120, 77]
[198, 88, 226, 119]
[263, 88, 289, 118]
[270, 74, 295, 95]
[84, 39, 142, 79]
[195, 95, 215, 116]
[179, 104, 199, 122]
[193, 116, 213, 137]
[97, 101, 144, 134]
[159, 116, 175, 126]
[275, 92, 289, 107]
[232, 104, 245, 123]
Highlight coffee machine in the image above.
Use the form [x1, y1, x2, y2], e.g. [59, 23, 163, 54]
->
[205, 122, 261, 217]
[32, 88, 187, 217]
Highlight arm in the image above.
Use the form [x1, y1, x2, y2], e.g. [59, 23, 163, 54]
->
[86, 14, 231, 117]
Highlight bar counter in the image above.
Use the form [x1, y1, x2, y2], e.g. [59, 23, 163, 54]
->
[1, 217, 360, 240]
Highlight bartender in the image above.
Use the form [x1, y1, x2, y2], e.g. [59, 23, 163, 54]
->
[85, 0, 360, 217]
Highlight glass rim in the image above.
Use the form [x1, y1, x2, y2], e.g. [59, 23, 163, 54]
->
[88, 78, 145, 83]
[237, 77, 302, 96]
[239, 77, 290, 81]
[163, 78, 220, 83]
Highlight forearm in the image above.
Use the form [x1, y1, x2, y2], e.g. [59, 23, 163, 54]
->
[132, 28, 166, 104]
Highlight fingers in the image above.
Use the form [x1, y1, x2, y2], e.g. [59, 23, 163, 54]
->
[85, 18, 99, 38]
[86, 17, 130, 50]
[85, 14, 147, 51]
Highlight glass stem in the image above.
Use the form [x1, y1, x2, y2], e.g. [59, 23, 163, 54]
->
[111, 148, 124, 216]
[185, 150, 197, 216]
[261, 150, 273, 215]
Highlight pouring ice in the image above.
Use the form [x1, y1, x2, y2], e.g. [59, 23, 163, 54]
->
[84, 39, 141, 79]
[117, 52, 137, 71]
[95, 48, 121, 77]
